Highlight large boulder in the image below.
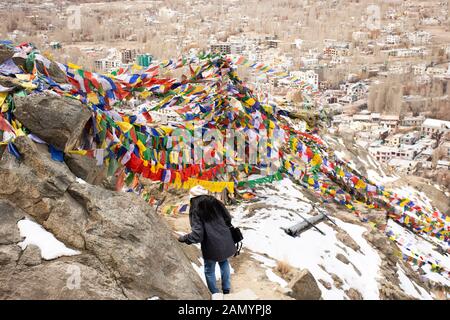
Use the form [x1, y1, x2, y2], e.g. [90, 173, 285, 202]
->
[1, 254, 128, 300]
[288, 269, 322, 300]
[13, 92, 92, 152]
[0, 200, 26, 245]
[35, 59, 67, 84]
[0, 135, 210, 300]
[64, 153, 106, 185]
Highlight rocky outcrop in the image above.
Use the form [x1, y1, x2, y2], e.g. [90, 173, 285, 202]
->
[0, 45, 14, 64]
[35, 59, 67, 84]
[64, 153, 106, 185]
[288, 269, 322, 300]
[345, 288, 363, 300]
[0, 110, 209, 299]
[336, 253, 350, 265]
[13, 93, 92, 152]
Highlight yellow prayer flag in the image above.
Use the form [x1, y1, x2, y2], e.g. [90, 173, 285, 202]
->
[355, 179, 366, 189]
[116, 121, 133, 133]
[0, 92, 7, 109]
[139, 91, 151, 99]
[245, 98, 256, 106]
[311, 154, 322, 166]
[67, 62, 82, 70]
[87, 92, 99, 105]
[136, 140, 147, 153]
[400, 199, 409, 207]
[68, 150, 88, 156]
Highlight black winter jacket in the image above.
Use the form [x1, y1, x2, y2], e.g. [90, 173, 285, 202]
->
[182, 195, 236, 262]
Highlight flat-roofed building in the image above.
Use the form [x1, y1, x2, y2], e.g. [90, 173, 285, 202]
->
[421, 119, 450, 138]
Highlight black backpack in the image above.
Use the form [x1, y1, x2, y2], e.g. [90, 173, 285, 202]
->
[228, 224, 243, 256]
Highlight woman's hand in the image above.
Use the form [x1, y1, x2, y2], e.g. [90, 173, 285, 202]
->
[177, 234, 188, 243]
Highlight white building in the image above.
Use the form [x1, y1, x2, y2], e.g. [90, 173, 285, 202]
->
[400, 132, 420, 145]
[290, 70, 319, 90]
[421, 119, 450, 138]
[386, 34, 401, 45]
[369, 145, 398, 163]
[407, 31, 431, 45]
[385, 133, 403, 147]
[412, 64, 426, 75]
[401, 115, 425, 127]
[442, 141, 450, 158]
[436, 160, 450, 170]
[301, 57, 319, 67]
[380, 115, 400, 130]
[426, 67, 447, 77]
[94, 58, 121, 72]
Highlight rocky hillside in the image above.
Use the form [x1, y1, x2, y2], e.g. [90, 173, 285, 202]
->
[0, 95, 209, 300]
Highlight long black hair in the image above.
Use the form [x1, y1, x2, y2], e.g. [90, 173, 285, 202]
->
[190, 195, 232, 224]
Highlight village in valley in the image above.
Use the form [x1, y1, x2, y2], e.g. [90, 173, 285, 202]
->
[2, 0, 449, 188]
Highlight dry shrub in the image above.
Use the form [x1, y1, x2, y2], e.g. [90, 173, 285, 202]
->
[276, 260, 293, 277]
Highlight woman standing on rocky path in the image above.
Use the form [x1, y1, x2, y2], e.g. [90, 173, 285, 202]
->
[178, 186, 237, 297]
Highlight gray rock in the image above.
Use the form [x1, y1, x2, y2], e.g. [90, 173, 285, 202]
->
[67, 182, 209, 299]
[345, 288, 363, 300]
[0, 133, 209, 300]
[64, 153, 105, 185]
[336, 231, 361, 252]
[19, 245, 42, 266]
[35, 60, 67, 84]
[13, 92, 92, 151]
[318, 279, 332, 290]
[0, 200, 26, 245]
[336, 253, 350, 265]
[331, 273, 344, 289]
[288, 269, 322, 300]
[0, 45, 14, 65]
[0, 245, 21, 265]
[0, 255, 127, 299]
[0, 136, 79, 226]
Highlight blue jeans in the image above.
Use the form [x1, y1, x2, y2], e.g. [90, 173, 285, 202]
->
[204, 259, 231, 294]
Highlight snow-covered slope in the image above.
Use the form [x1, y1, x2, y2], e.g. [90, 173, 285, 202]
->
[231, 177, 448, 300]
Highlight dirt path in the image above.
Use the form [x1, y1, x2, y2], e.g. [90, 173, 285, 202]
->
[229, 250, 293, 300]
[165, 214, 291, 300]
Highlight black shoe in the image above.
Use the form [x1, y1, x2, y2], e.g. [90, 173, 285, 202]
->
[223, 289, 230, 294]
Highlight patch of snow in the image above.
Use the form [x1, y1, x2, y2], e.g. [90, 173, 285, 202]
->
[396, 264, 433, 300]
[76, 177, 87, 184]
[357, 156, 369, 168]
[265, 269, 288, 287]
[233, 179, 382, 300]
[367, 169, 398, 185]
[367, 169, 384, 185]
[367, 154, 378, 169]
[192, 262, 207, 286]
[212, 293, 224, 300]
[250, 253, 277, 268]
[335, 150, 347, 161]
[17, 219, 80, 260]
